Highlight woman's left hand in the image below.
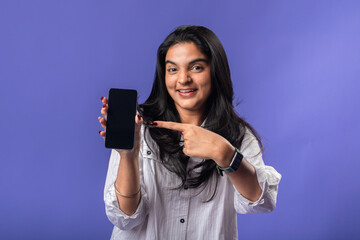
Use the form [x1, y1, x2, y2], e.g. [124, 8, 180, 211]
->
[153, 121, 235, 167]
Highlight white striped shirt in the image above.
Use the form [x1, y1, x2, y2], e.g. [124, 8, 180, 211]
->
[104, 126, 281, 240]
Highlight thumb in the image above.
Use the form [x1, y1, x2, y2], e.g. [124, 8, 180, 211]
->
[135, 114, 143, 134]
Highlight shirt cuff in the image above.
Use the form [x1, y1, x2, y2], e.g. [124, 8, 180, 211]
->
[233, 170, 265, 207]
[233, 165, 280, 207]
[105, 184, 148, 230]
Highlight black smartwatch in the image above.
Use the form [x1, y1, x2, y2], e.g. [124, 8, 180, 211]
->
[216, 148, 243, 176]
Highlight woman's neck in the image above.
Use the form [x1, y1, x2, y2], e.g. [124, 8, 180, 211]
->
[177, 108, 205, 126]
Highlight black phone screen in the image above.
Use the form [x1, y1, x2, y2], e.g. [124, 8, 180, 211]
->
[105, 88, 137, 149]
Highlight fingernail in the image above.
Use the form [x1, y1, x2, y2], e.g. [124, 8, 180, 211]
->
[180, 131, 183, 135]
[98, 130, 101, 134]
[101, 96, 104, 100]
[103, 104, 106, 108]
[149, 122, 157, 126]
[137, 114, 141, 120]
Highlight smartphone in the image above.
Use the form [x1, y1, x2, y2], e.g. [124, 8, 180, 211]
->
[105, 88, 138, 149]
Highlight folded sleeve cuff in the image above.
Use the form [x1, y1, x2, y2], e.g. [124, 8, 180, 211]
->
[234, 165, 281, 213]
[105, 183, 149, 230]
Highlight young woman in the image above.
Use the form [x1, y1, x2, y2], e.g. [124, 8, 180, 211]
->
[98, 25, 281, 239]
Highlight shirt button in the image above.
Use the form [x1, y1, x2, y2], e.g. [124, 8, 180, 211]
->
[180, 218, 185, 223]
[184, 184, 188, 190]
[147, 150, 151, 155]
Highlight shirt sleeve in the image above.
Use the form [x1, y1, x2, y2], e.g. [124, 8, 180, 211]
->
[233, 129, 282, 214]
[103, 149, 149, 230]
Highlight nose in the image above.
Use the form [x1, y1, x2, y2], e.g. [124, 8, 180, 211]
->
[178, 70, 191, 85]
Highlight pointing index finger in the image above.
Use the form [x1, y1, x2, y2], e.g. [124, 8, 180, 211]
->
[153, 121, 187, 132]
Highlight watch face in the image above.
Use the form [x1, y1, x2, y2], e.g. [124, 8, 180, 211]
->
[217, 149, 243, 176]
[226, 150, 243, 173]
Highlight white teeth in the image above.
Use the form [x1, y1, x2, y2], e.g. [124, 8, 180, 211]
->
[178, 89, 195, 93]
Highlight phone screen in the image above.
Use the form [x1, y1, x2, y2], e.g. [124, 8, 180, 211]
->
[105, 88, 138, 149]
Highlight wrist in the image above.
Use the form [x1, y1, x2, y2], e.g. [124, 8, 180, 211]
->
[215, 142, 236, 168]
[216, 147, 243, 176]
[117, 147, 139, 159]
[117, 150, 140, 170]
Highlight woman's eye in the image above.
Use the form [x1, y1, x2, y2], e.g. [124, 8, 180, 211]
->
[192, 65, 203, 71]
[167, 68, 177, 72]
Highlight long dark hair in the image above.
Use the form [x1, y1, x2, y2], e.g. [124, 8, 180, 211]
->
[139, 25, 263, 201]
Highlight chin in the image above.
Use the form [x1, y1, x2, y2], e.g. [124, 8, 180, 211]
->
[177, 103, 202, 112]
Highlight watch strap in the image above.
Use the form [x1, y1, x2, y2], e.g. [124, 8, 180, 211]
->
[216, 148, 243, 176]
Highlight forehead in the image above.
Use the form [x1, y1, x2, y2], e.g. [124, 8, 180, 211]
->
[165, 42, 207, 63]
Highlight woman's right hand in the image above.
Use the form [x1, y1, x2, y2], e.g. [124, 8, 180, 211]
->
[98, 96, 143, 157]
[99, 96, 142, 215]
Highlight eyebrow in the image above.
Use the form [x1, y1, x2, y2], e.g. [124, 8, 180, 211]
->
[165, 58, 209, 66]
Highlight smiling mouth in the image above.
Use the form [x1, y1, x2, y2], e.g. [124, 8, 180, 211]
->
[177, 89, 197, 93]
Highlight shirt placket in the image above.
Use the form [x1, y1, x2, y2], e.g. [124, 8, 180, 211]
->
[177, 182, 191, 240]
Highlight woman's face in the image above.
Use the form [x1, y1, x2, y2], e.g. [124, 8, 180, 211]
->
[165, 42, 211, 118]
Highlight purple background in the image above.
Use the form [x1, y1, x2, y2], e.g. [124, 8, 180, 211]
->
[1, 1, 359, 239]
